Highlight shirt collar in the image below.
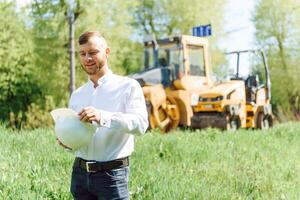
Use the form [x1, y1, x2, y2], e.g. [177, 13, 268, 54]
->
[88, 69, 113, 88]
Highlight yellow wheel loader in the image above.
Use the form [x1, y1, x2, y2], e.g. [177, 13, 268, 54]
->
[132, 35, 213, 132]
[192, 50, 273, 130]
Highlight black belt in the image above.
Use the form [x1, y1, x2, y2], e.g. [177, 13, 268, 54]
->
[74, 157, 129, 173]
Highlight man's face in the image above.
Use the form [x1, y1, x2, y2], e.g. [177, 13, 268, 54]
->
[78, 36, 109, 75]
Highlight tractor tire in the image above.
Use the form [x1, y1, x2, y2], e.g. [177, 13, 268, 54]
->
[257, 113, 272, 129]
[226, 116, 241, 131]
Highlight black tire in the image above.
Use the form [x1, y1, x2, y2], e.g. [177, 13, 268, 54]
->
[257, 113, 271, 129]
[226, 116, 241, 131]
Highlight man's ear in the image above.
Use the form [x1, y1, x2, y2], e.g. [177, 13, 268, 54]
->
[105, 47, 110, 55]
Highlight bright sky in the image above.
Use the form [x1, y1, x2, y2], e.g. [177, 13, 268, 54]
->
[219, 0, 256, 51]
[16, 0, 31, 7]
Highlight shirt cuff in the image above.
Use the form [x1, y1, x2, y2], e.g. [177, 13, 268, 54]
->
[98, 110, 112, 128]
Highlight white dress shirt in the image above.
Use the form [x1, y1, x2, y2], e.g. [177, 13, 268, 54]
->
[69, 70, 148, 161]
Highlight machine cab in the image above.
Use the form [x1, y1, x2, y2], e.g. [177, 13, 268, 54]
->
[224, 50, 271, 105]
[134, 35, 212, 90]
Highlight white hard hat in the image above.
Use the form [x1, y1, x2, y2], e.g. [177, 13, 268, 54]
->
[50, 108, 96, 151]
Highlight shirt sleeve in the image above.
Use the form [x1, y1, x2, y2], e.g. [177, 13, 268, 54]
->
[97, 81, 149, 135]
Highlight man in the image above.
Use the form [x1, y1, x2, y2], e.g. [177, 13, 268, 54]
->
[65, 31, 148, 199]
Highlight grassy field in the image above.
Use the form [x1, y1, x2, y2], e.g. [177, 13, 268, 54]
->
[1, 123, 300, 199]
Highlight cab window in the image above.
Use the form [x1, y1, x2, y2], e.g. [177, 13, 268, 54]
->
[187, 45, 205, 76]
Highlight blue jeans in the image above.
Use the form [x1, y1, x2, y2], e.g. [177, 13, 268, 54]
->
[70, 162, 130, 200]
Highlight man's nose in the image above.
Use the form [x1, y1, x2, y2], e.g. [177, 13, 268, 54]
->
[84, 53, 92, 61]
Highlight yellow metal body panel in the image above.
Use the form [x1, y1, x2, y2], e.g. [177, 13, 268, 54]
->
[245, 104, 254, 128]
[193, 102, 223, 112]
[193, 80, 248, 128]
[173, 76, 211, 91]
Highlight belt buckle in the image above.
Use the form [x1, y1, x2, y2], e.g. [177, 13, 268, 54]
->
[86, 161, 97, 172]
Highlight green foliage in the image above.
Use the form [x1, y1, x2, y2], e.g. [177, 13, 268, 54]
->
[0, 2, 43, 128]
[1, 123, 300, 199]
[132, 0, 227, 41]
[253, 0, 300, 120]
[9, 95, 56, 130]
[30, 0, 71, 102]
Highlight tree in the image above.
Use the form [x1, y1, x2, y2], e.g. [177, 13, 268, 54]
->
[0, 2, 42, 128]
[132, 0, 227, 42]
[131, 0, 229, 76]
[253, 0, 300, 119]
[30, 0, 141, 101]
[74, 0, 142, 77]
[30, 0, 74, 104]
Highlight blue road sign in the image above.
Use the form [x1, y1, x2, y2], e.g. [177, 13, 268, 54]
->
[192, 24, 212, 37]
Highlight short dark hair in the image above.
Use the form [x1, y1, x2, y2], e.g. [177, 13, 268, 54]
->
[78, 31, 105, 45]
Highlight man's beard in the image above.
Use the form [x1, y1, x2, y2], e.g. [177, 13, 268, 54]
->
[81, 63, 102, 75]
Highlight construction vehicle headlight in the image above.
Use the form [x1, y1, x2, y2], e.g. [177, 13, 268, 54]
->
[198, 97, 209, 102]
[212, 96, 224, 102]
[216, 96, 223, 101]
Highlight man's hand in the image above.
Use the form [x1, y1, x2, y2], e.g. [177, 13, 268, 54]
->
[56, 138, 72, 151]
[78, 107, 101, 124]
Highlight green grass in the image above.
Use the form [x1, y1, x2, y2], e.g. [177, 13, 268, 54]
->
[1, 123, 300, 199]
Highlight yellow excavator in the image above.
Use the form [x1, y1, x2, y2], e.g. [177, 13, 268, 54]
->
[192, 50, 273, 130]
[132, 35, 213, 132]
